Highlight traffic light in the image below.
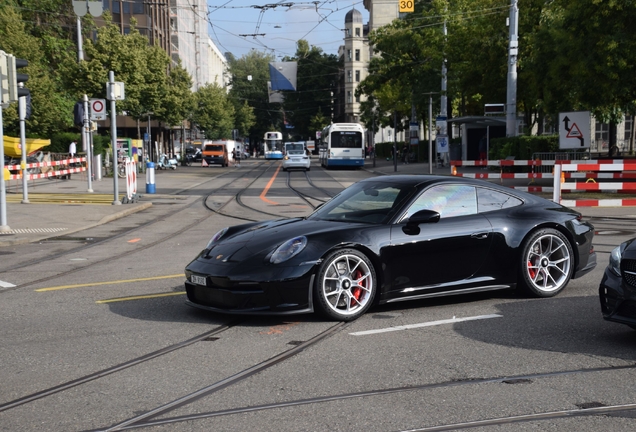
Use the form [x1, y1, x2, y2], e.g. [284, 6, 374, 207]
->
[7, 56, 29, 101]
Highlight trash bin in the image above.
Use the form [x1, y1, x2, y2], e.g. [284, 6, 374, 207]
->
[146, 161, 156, 194]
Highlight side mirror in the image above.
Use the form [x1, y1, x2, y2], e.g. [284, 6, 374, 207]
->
[403, 209, 440, 235]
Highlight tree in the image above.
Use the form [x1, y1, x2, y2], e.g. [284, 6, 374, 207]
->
[227, 50, 280, 143]
[192, 84, 234, 140]
[71, 14, 170, 123]
[282, 40, 339, 140]
[0, 1, 75, 136]
[159, 60, 194, 128]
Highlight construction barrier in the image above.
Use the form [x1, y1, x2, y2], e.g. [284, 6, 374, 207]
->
[553, 161, 636, 207]
[4, 156, 87, 181]
[124, 158, 138, 202]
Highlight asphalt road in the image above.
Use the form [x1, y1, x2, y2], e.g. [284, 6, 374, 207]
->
[1, 159, 635, 432]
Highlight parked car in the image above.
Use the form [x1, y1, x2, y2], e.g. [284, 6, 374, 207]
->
[184, 175, 597, 321]
[600, 238, 636, 329]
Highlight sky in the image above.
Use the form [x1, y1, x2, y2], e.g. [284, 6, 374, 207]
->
[206, 0, 370, 59]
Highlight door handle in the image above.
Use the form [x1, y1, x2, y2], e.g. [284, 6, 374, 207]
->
[471, 232, 489, 239]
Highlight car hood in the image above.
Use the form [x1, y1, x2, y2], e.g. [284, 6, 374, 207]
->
[202, 218, 377, 264]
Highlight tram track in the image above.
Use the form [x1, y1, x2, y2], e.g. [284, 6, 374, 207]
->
[89, 362, 636, 431]
[0, 162, 272, 284]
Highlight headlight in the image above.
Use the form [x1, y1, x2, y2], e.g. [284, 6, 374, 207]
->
[609, 242, 628, 277]
[270, 236, 307, 264]
[206, 227, 228, 249]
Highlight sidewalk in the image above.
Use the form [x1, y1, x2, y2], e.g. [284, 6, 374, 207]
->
[1, 159, 635, 247]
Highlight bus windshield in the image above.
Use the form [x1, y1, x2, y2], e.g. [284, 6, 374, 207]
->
[331, 131, 362, 148]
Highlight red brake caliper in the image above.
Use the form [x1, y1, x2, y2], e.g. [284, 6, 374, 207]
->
[350, 269, 364, 306]
[528, 260, 536, 279]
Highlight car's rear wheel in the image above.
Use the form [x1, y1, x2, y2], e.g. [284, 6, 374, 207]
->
[314, 249, 376, 321]
[519, 228, 573, 297]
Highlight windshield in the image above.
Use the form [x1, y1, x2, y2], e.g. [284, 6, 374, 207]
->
[204, 145, 224, 152]
[308, 181, 417, 224]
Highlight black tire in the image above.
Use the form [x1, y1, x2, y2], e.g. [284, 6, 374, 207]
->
[314, 249, 377, 321]
[518, 228, 574, 297]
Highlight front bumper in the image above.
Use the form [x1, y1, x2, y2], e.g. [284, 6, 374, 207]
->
[599, 268, 636, 327]
[203, 156, 225, 165]
[184, 260, 316, 315]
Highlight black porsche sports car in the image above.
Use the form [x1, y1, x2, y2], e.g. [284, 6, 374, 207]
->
[600, 238, 636, 329]
[185, 175, 597, 321]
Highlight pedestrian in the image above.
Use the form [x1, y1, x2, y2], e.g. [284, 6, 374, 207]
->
[478, 134, 487, 167]
[231, 149, 237, 167]
[69, 140, 77, 157]
[235, 146, 241, 167]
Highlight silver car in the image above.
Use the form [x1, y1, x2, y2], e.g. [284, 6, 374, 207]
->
[282, 149, 311, 171]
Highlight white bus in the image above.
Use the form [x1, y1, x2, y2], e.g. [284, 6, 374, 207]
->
[318, 123, 365, 168]
[263, 131, 284, 160]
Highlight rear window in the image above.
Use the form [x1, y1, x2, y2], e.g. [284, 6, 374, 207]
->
[204, 145, 224, 152]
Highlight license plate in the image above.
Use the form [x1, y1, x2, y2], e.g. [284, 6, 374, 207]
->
[292, 158, 300, 162]
[191, 275, 206, 286]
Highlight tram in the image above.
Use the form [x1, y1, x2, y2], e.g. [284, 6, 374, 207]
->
[318, 123, 365, 168]
[263, 131, 284, 160]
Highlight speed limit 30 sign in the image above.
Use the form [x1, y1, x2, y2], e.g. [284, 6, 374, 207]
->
[399, 0, 414, 12]
[90, 98, 107, 121]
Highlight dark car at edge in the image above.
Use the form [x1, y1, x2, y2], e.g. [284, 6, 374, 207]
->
[600, 238, 636, 329]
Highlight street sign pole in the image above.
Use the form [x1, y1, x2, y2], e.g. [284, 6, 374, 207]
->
[108, 71, 121, 205]
[0, 92, 9, 232]
[83, 94, 93, 192]
[19, 85, 28, 203]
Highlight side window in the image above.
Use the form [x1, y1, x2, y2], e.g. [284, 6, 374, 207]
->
[403, 185, 477, 220]
[477, 188, 523, 212]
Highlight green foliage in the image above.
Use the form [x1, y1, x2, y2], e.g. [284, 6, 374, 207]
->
[227, 50, 278, 144]
[192, 84, 235, 140]
[283, 41, 339, 140]
[48, 132, 107, 157]
[489, 135, 559, 161]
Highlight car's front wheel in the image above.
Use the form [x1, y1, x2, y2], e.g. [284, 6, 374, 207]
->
[314, 249, 376, 321]
[519, 228, 573, 297]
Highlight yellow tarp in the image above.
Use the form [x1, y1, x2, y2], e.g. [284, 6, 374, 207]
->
[3, 136, 51, 158]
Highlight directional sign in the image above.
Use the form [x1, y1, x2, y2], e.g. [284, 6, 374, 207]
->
[90, 98, 107, 120]
[559, 111, 590, 149]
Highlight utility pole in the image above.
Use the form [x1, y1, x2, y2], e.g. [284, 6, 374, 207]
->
[506, 0, 519, 137]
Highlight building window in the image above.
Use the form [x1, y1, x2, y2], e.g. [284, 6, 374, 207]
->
[112, 1, 120, 13]
[123, 0, 129, 14]
[355, 70, 360, 82]
[596, 120, 609, 149]
[355, 27, 360, 37]
[102, 0, 109, 11]
[625, 115, 633, 141]
[355, 94, 360, 103]
[133, 0, 144, 14]
[346, 28, 351, 37]
[347, 49, 352, 61]
[542, 115, 556, 135]
[355, 49, 360, 61]
[347, 91, 352, 103]
[347, 70, 352, 82]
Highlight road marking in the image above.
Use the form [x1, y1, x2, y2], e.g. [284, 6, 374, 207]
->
[96, 292, 186, 304]
[35, 274, 184, 292]
[0, 280, 17, 289]
[128, 238, 142, 243]
[349, 314, 503, 336]
[260, 164, 281, 205]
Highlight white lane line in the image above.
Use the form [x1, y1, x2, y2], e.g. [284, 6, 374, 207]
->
[349, 314, 503, 336]
[0, 280, 17, 289]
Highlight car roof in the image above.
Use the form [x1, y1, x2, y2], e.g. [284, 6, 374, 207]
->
[359, 175, 544, 203]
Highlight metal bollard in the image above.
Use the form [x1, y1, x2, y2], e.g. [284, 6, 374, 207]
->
[146, 161, 156, 194]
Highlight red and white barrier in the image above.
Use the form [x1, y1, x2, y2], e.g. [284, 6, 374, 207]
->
[125, 158, 137, 200]
[553, 162, 636, 207]
[5, 156, 87, 180]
